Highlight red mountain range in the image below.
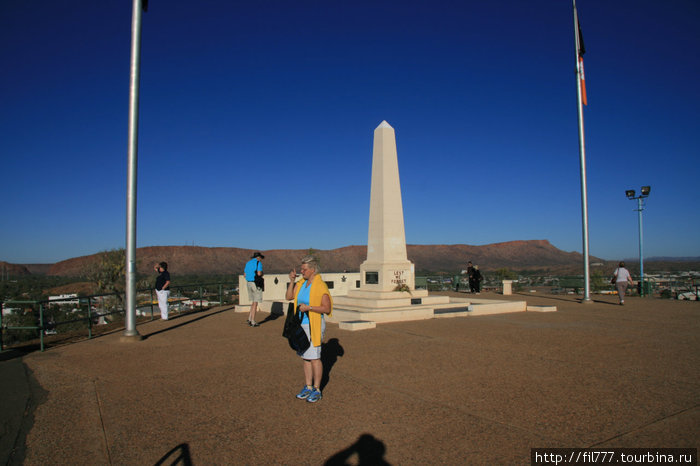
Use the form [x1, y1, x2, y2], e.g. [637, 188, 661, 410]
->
[3, 240, 607, 277]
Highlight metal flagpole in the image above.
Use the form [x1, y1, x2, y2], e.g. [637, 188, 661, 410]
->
[123, 0, 145, 340]
[637, 197, 644, 294]
[573, 0, 591, 302]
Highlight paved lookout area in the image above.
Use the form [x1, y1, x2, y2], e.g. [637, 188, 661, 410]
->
[2, 292, 699, 464]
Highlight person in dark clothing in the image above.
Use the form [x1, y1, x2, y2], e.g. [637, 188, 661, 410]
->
[469, 265, 482, 294]
[154, 262, 171, 320]
[466, 261, 476, 293]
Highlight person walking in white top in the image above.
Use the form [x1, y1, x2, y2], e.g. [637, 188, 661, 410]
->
[613, 261, 633, 305]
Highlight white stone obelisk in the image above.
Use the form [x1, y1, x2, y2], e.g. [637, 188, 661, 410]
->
[359, 121, 416, 292]
[332, 120, 525, 327]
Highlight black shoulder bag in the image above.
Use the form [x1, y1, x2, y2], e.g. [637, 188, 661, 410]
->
[283, 303, 310, 353]
[253, 261, 264, 291]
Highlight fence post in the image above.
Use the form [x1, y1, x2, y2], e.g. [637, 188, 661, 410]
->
[199, 286, 203, 309]
[219, 284, 223, 307]
[88, 297, 93, 339]
[39, 302, 44, 352]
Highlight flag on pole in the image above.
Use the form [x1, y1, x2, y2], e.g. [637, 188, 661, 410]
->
[579, 57, 587, 106]
[576, 7, 588, 105]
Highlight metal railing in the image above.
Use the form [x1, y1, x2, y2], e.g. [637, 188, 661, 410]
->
[0, 282, 237, 352]
[418, 274, 699, 298]
[415, 275, 500, 292]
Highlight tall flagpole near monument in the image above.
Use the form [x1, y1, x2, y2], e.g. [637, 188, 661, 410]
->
[573, 0, 591, 302]
[123, 0, 147, 340]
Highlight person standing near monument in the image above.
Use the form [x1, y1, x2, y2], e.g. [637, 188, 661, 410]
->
[286, 255, 332, 403]
[470, 265, 483, 294]
[244, 252, 264, 327]
[612, 261, 633, 305]
[154, 262, 171, 320]
[466, 261, 476, 293]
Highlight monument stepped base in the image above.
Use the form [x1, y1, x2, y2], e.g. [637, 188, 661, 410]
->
[527, 305, 558, 312]
[338, 320, 376, 331]
[235, 296, 554, 331]
[329, 295, 534, 328]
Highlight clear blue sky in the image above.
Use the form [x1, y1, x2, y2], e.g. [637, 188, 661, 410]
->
[2, 0, 698, 264]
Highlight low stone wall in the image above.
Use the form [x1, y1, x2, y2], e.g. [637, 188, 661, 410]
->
[237, 272, 362, 306]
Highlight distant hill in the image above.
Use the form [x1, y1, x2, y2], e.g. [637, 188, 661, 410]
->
[21, 264, 53, 275]
[643, 256, 700, 262]
[3, 242, 697, 278]
[0, 261, 31, 276]
[40, 240, 604, 277]
[622, 258, 700, 274]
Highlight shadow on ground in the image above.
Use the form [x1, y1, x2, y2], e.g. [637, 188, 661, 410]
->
[324, 433, 390, 465]
[142, 307, 233, 339]
[321, 338, 344, 391]
[155, 443, 193, 466]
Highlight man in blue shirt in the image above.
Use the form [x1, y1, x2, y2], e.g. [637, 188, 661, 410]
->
[244, 252, 264, 327]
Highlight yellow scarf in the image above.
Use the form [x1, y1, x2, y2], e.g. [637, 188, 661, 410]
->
[293, 274, 333, 347]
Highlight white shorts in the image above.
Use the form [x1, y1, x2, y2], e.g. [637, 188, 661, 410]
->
[246, 281, 263, 303]
[298, 320, 325, 360]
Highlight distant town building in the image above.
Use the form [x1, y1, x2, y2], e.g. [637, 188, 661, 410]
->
[2, 303, 21, 316]
[48, 294, 79, 306]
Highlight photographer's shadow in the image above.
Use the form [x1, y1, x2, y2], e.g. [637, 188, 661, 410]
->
[324, 434, 390, 465]
[320, 338, 344, 391]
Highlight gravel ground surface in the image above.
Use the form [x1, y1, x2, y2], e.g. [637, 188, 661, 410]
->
[2, 291, 699, 464]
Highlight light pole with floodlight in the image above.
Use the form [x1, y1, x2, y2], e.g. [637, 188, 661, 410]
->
[625, 186, 651, 296]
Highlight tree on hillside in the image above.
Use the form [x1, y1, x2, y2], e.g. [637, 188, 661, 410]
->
[493, 268, 517, 281]
[590, 270, 607, 291]
[85, 249, 126, 299]
[307, 248, 322, 267]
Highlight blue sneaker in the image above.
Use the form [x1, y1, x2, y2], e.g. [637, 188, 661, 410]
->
[296, 386, 313, 400]
[306, 388, 322, 403]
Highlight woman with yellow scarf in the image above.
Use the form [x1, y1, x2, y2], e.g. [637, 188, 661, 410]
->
[285, 255, 333, 403]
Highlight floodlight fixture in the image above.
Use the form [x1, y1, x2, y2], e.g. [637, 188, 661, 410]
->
[625, 186, 652, 296]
